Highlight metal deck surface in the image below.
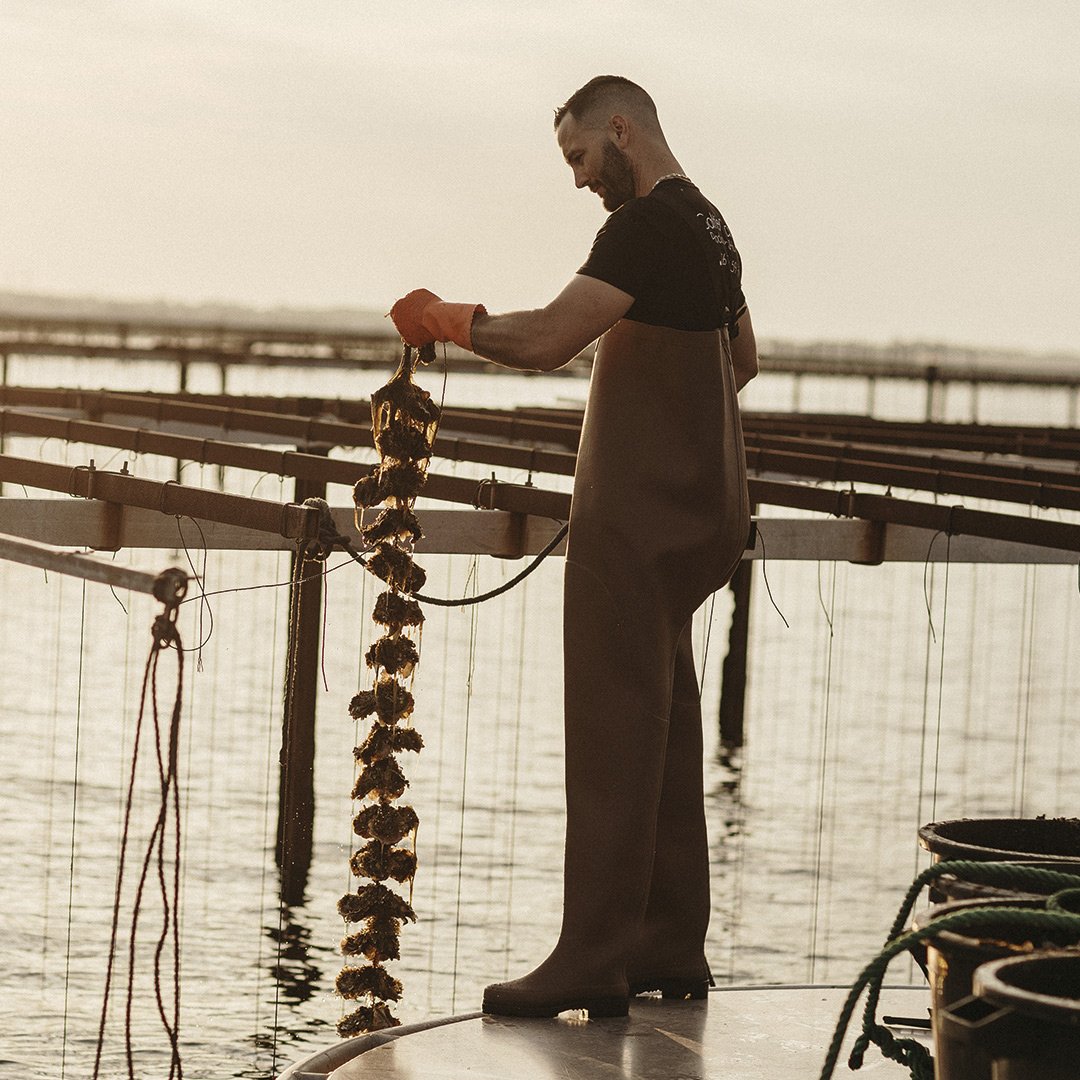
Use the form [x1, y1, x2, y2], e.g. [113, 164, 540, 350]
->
[280, 985, 929, 1079]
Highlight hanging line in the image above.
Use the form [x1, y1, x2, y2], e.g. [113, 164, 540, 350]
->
[929, 532, 952, 825]
[914, 530, 942, 881]
[41, 573, 67, 986]
[450, 556, 481, 1014]
[92, 566, 188, 1080]
[696, 589, 719, 705]
[173, 516, 213, 665]
[808, 560, 838, 982]
[501, 571, 530, 977]
[752, 523, 790, 629]
[300, 496, 568, 608]
[60, 579, 88, 1080]
[1015, 561, 1038, 814]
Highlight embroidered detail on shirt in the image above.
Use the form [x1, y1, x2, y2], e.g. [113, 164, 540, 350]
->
[697, 211, 742, 276]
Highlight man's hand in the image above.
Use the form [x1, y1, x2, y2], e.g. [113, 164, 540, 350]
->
[389, 289, 487, 351]
[731, 307, 758, 390]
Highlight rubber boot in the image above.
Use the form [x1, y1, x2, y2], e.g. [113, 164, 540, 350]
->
[482, 555, 678, 1017]
[627, 625, 715, 1000]
[482, 318, 749, 1018]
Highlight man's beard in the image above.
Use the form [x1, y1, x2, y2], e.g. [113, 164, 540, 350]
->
[598, 142, 636, 211]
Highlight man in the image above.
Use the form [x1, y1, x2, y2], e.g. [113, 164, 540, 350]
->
[391, 75, 757, 1018]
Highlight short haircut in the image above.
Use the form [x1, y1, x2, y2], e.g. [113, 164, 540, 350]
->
[553, 75, 659, 131]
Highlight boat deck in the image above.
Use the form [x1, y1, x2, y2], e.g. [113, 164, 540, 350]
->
[279, 985, 929, 1079]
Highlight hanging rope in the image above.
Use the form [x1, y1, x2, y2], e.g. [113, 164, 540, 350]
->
[301, 493, 567, 608]
[92, 567, 189, 1080]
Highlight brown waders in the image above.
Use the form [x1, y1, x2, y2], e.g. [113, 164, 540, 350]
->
[482, 318, 750, 1017]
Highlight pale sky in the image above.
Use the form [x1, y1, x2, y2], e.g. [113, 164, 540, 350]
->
[2, 1, 1078, 353]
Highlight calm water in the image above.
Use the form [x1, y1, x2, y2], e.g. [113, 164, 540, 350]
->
[0, 358, 1077, 1078]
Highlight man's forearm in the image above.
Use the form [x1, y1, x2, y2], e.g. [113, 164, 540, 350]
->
[469, 309, 569, 372]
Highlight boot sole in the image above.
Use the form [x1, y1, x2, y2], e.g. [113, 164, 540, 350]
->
[482, 993, 630, 1018]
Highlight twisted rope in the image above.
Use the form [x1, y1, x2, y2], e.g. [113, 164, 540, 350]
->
[93, 569, 188, 1080]
[820, 866, 1080, 1080]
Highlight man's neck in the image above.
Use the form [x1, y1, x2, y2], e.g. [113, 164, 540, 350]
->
[634, 156, 686, 197]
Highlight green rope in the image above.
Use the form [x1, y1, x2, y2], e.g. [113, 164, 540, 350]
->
[852, 859, 1080, 1060]
[820, 899, 1080, 1080]
[886, 860, 1080, 941]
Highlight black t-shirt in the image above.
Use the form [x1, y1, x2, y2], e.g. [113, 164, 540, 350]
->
[577, 178, 747, 334]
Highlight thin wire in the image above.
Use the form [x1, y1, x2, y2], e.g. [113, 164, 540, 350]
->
[425, 555, 455, 1015]
[929, 533, 952, 824]
[450, 556, 480, 1013]
[808, 562, 837, 981]
[1053, 565, 1077, 807]
[60, 580, 88, 1080]
[697, 590, 719, 704]
[1016, 564, 1038, 814]
[178, 556, 353, 607]
[921, 531, 942, 645]
[502, 572, 529, 976]
[914, 538, 939, 877]
[174, 516, 212, 665]
[755, 526, 790, 628]
[40, 574, 66, 984]
[254, 549, 285, 1075]
[319, 559, 331, 693]
[959, 563, 980, 807]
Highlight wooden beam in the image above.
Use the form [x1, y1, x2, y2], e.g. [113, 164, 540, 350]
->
[0, 501, 1075, 565]
[749, 479, 1080, 554]
[0, 453, 320, 542]
[0, 531, 186, 594]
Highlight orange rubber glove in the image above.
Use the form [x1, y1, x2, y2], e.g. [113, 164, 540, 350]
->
[389, 288, 487, 351]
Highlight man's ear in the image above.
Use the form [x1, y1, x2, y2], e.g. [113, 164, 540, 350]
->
[609, 113, 630, 146]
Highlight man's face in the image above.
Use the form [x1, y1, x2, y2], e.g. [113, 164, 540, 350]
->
[556, 115, 636, 212]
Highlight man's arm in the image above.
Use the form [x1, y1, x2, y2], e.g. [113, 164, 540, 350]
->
[731, 307, 758, 391]
[470, 274, 634, 372]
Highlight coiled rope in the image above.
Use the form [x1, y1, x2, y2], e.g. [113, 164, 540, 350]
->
[820, 861, 1080, 1080]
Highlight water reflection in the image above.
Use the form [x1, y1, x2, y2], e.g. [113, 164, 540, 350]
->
[267, 907, 322, 1006]
[244, 899, 334, 1079]
[709, 744, 744, 839]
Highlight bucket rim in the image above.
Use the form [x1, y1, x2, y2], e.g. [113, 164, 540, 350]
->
[913, 898, 1054, 957]
[918, 817, 1080, 861]
[975, 951, 1080, 1027]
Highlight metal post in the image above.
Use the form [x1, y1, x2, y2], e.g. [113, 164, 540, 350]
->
[925, 365, 940, 423]
[718, 557, 753, 749]
[276, 449, 329, 904]
[1, 351, 6, 496]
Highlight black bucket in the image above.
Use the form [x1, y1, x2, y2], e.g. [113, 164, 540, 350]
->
[911, 898, 1080, 1080]
[919, 818, 1080, 863]
[952, 952, 1080, 1080]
